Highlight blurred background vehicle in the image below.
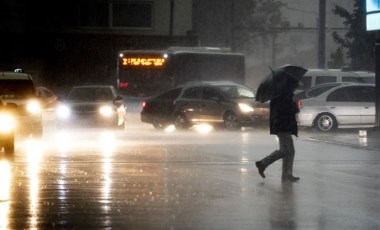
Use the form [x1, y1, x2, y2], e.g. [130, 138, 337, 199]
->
[296, 69, 375, 94]
[36, 86, 58, 124]
[297, 83, 376, 132]
[141, 81, 269, 130]
[56, 85, 127, 129]
[37, 86, 58, 110]
[117, 47, 245, 97]
[0, 70, 43, 137]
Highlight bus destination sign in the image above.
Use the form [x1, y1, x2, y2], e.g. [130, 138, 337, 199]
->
[121, 57, 165, 67]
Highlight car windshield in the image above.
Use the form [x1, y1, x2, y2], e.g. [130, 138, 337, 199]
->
[216, 85, 255, 99]
[0, 80, 36, 99]
[67, 87, 114, 101]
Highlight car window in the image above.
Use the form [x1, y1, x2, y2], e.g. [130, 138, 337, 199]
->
[0, 79, 36, 99]
[157, 88, 182, 100]
[327, 87, 358, 102]
[236, 87, 255, 98]
[95, 88, 113, 100]
[38, 88, 54, 98]
[182, 87, 202, 99]
[203, 87, 221, 101]
[43, 89, 54, 98]
[216, 85, 254, 98]
[306, 85, 338, 97]
[67, 87, 113, 101]
[362, 77, 375, 84]
[316, 76, 336, 85]
[342, 76, 365, 83]
[356, 86, 375, 102]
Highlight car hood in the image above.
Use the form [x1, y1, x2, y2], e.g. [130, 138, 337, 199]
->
[61, 100, 114, 112]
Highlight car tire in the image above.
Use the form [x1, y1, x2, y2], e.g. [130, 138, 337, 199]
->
[314, 113, 337, 132]
[153, 122, 165, 130]
[223, 112, 240, 130]
[174, 113, 190, 129]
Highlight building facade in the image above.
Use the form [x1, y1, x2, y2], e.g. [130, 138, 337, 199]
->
[192, 0, 354, 89]
[0, 0, 195, 94]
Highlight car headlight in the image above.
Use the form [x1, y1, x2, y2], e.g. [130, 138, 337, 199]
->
[57, 105, 71, 119]
[238, 103, 254, 113]
[0, 113, 15, 132]
[27, 100, 41, 114]
[99, 105, 113, 117]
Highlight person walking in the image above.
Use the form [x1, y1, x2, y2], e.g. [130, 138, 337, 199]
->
[255, 76, 300, 182]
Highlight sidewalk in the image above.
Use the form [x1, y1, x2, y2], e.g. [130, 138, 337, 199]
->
[306, 128, 380, 151]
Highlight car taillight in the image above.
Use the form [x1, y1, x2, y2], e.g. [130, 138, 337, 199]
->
[142, 101, 147, 108]
[119, 82, 129, 88]
[297, 100, 302, 109]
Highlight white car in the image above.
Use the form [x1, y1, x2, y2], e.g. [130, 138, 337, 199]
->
[296, 83, 376, 132]
[56, 85, 127, 129]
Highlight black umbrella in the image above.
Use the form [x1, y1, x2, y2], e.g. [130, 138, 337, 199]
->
[256, 64, 307, 103]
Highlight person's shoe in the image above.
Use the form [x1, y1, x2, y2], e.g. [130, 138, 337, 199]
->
[281, 175, 300, 182]
[255, 161, 266, 178]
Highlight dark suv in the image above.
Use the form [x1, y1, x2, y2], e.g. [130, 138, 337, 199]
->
[141, 81, 269, 130]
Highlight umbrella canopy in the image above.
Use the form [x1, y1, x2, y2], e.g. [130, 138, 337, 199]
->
[256, 64, 307, 103]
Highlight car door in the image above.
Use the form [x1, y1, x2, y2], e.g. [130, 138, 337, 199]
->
[198, 87, 225, 123]
[153, 88, 182, 121]
[325, 86, 361, 125]
[356, 86, 376, 125]
[176, 86, 203, 122]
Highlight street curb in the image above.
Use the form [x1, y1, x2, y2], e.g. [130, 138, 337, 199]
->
[308, 137, 380, 151]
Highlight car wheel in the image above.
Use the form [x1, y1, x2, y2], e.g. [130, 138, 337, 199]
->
[314, 113, 337, 132]
[153, 122, 165, 130]
[174, 113, 190, 129]
[223, 112, 240, 130]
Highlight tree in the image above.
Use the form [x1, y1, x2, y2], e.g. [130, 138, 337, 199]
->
[332, 0, 375, 71]
[328, 47, 346, 68]
[233, 0, 289, 53]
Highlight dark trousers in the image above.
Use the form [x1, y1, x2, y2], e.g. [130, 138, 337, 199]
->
[260, 132, 295, 177]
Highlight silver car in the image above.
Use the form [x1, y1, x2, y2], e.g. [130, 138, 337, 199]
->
[56, 85, 127, 129]
[296, 83, 376, 132]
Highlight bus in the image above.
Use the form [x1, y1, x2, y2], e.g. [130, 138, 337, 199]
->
[116, 47, 245, 96]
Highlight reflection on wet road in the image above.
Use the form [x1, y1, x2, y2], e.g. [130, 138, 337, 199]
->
[0, 124, 379, 229]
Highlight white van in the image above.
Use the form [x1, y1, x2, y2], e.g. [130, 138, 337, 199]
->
[296, 69, 375, 93]
[0, 70, 43, 136]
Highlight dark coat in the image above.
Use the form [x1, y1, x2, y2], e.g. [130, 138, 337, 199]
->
[269, 92, 299, 136]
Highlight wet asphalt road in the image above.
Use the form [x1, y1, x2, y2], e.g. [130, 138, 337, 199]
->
[1, 115, 380, 230]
